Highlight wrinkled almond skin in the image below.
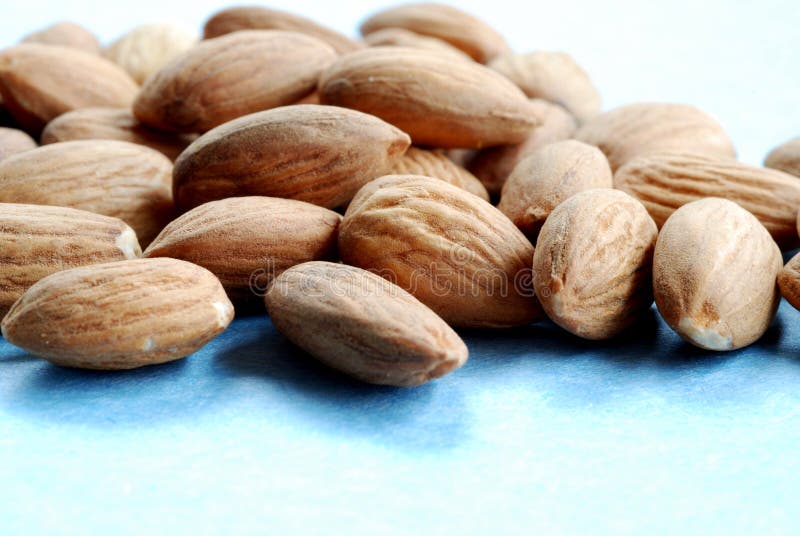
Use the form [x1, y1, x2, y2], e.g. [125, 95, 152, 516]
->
[0, 127, 36, 161]
[0, 140, 174, 246]
[203, 6, 363, 54]
[319, 47, 537, 149]
[41, 107, 195, 161]
[339, 175, 543, 328]
[360, 3, 509, 63]
[575, 102, 736, 171]
[1, 258, 234, 370]
[488, 51, 601, 123]
[532, 189, 657, 340]
[22, 22, 101, 54]
[173, 105, 411, 211]
[0, 44, 138, 134]
[363, 27, 471, 60]
[265, 261, 468, 387]
[0, 203, 141, 317]
[498, 140, 613, 241]
[105, 24, 197, 85]
[390, 147, 489, 201]
[144, 197, 341, 307]
[778, 253, 800, 311]
[654, 198, 781, 351]
[134, 31, 337, 133]
[764, 136, 800, 178]
[615, 152, 800, 249]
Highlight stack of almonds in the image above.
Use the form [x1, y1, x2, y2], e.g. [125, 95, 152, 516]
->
[1, 3, 799, 388]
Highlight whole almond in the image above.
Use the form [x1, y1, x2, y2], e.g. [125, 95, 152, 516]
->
[390, 147, 489, 201]
[1, 258, 234, 370]
[363, 27, 472, 60]
[0, 44, 138, 134]
[575, 102, 736, 171]
[0, 203, 141, 317]
[654, 198, 781, 351]
[0, 140, 173, 246]
[532, 189, 657, 339]
[22, 21, 101, 54]
[360, 3, 509, 63]
[614, 152, 800, 249]
[144, 197, 341, 306]
[319, 47, 538, 148]
[173, 104, 410, 211]
[265, 261, 468, 387]
[764, 136, 800, 178]
[339, 175, 543, 328]
[777, 253, 800, 311]
[105, 24, 197, 85]
[0, 127, 36, 161]
[134, 31, 336, 133]
[498, 140, 613, 241]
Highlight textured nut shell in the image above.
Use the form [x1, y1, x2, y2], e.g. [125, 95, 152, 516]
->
[0, 44, 138, 134]
[614, 152, 800, 249]
[498, 140, 612, 240]
[575, 102, 736, 171]
[134, 31, 337, 133]
[0, 127, 36, 161]
[390, 147, 489, 200]
[0, 140, 174, 246]
[778, 253, 800, 311]
[363, 28, 472, 60]
[339, 175, 543, 328]
[265, 261, 468, 386]
[203, 6, 362, 54]
[764, 136, 800, 178]
[1, 258, 233, 369]
[41, 107, 194, 161]
[173, 104, 411, 211]
[144, 197, 341, 305]
[360, 2, 509, 63]
[488, 51, 601, 123]
[319, 47, 537, 149]
[105, 24, 197, 85]
[22, 22, 101, 54]
[532, 189, 657, 340]
[653, 198, 781, 351]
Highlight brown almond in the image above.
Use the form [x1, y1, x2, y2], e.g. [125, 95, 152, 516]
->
[390, 147, 489, 201]
[764, 136, 800, 178]
[363, 27, 472, 60]
[778, 252, 800, 311]
[22, 21, 101, 54]
[0, 127, 36, 161]
[105, 24, 197, 85]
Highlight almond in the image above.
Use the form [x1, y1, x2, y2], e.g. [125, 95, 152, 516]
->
[0, 127, 36, 161]
[764, 136, 800, 178]
[0, 203, 141, 317]
[339, 175, 543, 328]
[319, 47, 538, 148]
[173, 104, 411, 211]
[1, 258, 234, 370]
[0, 140, 173, 246]
[363, 27, 472, 60]
[778, 253, 800, 311]
[134, 31, 337, 133]
[265, 261, 468, 386]
[21, 21, 101, 54]
[105, 24, 197, 85]
[614, 152, 800, 249]
[654, 198, 781, 351]
[532, 189, 657, 339]
[498, 140, 613, 241]
[390, 147, 489, 201]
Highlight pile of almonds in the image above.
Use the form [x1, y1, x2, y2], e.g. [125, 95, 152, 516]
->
[1, 3, 799, 387]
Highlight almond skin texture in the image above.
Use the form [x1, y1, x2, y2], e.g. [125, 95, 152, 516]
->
[778, 253, 800, 311]
[0, 140, 174, 246]
[203, 6, 363, 54]
[41, 107, 195, 161]
[339, 175, 543, 328]
[173, 105, 411, 211]
[532, 189, 657, 340]
[134, 31, 337, 133]
[498, 140, 613, 241]
[105, 24, 197, 85]
[614, 152, 800, 249]
[764, 136, 800, 178]
[390, 147, 489, 201]
[1, 258, 234, 370]
[318, 47, 538, 149]
[144, 197, 341, 307]
[363, 27, 472, 60]
[653, 198, 781, 351]
[360, 3, 509, 63]
[0, 44, 138, 135]
[0, 127, 36, 161]
[488, 51, 601, 123]
[22, 22, 101, 54]
[0, 203, 141, 317]
[575, 102, 736, 171]
[265, 261, 468, 387]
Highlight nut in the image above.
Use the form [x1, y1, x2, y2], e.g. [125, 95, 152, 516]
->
[105, 24, 197, 85]
[21, 21, 100, 54]
[390, 146, 489, 201]
[363, 28, 472, 60]
[0, 127, 36, 161]
[764, 136, 800, 178]
[778, 253, 800, 311]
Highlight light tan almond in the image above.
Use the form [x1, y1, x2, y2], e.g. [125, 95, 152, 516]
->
[778, 253, 800, 311]
[21, 21, 101, 54]
[1, 258, 233, 370]
[0, 127, 36, 161]
[265, 261, 468, 387]
[173, 105, 410, 211]
[363, 27, 472, 60]
[0, 140, 173, 246]
[390, 147, 489, 201]
[319, 47, 538, 148]
[653, 198, 781, 351]
[764, 136, 800, 178]
[498, 140, 613, 241]
[614, 152, 800, 249]
[105, 24, 197, 85]
[134, 31, 336, 133]
[339, 175, 543, 328]
[532, 189, 657, 340]
[0, 203, 141, 317]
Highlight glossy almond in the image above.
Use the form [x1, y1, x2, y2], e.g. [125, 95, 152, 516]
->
[173, 105, 411, 211]
[363, 28, 471, 60]
[22, 22, 101, 54]
[105, 24, 197, 85]
[764, 136, 800, 178]
[0, 127, 36, 161]
[390, 147, 489, 201]
[1, 258, 234, 370]
[778, 253, 800, 311]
